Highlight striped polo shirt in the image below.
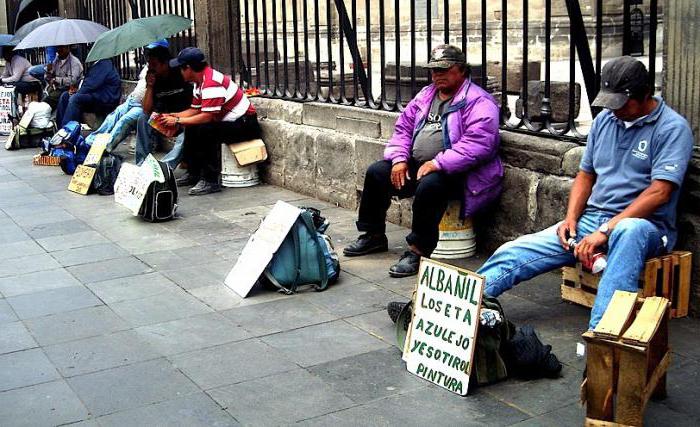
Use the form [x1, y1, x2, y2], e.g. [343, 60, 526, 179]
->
[191, 66, 255, 122]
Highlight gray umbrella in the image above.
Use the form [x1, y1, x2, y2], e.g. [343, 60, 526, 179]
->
[15, 19, 109, 50]
[10, 16, 64, 45]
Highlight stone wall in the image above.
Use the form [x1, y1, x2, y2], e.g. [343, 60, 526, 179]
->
[251, 97, 700, 315]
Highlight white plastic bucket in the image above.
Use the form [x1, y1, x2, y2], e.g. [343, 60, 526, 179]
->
[432, 200, 476, 259]
[221, 144, 260, 188]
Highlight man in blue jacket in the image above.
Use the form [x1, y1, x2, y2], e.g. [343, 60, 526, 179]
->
[56, 59, 122, 128]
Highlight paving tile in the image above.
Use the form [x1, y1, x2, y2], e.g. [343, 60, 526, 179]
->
[24, 305, 130, 346]
[0, 224, 30, 244]
[116, 234, 198, 255]
[0, 268, 82, 298]
[345, 309, 402, 348]
[67, 358, 200, 417]
[0, 240, 46, 260]
[664, 360, 700, 419]
[86, 272, 178, 304]
[210, 368, 355, 425]
[670, 318, 700, 361]
[0, 299, 18, 324]
[7, 285, 103, 319]
[135, 312, 251, 356]
[189, 284, 243, 311]
[50, 242, 130, 267]
[0, 321, 38, 354]
[0, 380, 89, 427]
[67, 256, 153, 284]
[309, 347, 425, 404]
[0, 348, 61, 392]
[161, 265, 226, 290]
[95, 393, 238, 427]
[110, 288, 213, 327]
[13, 208, 76, 228]
[261, 320, 389, 367]
[25, 218, 93, 239]
[0, 253, 62, 278]
[301, 280, 400, 318]
[44, 330, 161, 377]
[36, 230, 109, 252]
[221, 298, 337, 337]
[171, 338, 298, 390]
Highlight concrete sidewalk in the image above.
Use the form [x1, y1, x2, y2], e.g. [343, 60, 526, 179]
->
[0, 146, 698, 426]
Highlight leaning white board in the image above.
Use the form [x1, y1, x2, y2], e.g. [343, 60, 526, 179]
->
[402, 258, 484, 396]
[113, 154, 165, 215]
[224, 200, 301, 298]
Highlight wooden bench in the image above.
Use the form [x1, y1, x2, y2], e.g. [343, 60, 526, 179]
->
[582, 291, 670, 426]
[561, 251, 692, 318]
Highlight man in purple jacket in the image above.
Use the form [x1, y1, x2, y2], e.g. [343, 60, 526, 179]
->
[343, 45, 503, 277]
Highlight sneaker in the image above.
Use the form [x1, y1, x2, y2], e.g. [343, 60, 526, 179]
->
[175, 172, 199, 187]
[342, 233, 389, 257]
[387, 301, 408, 323]
[188, 179, 221, 196]
[389, 250, 421, 278]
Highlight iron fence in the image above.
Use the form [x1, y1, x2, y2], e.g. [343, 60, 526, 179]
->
[76, 0, 196, 80]
[232, 0, 661, 141]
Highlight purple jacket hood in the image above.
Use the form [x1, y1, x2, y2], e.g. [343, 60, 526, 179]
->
[383, 78, 504, 217]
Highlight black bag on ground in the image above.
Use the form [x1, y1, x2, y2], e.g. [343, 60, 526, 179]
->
[138, 161, 178, 222]
[91, 153, 123, 196]
[502, 325, 562, 379]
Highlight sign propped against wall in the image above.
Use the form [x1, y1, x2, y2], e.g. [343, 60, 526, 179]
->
[402, 258, 484, 396]
[225, 200, 301, 298]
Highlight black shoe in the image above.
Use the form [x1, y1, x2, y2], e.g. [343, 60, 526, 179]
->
[188, 179, 222, 196]
[389, 250, 421, 278]
[342, 233, 388, 257]
[387, 301, 408, 323]
[175, 172, 199, 187]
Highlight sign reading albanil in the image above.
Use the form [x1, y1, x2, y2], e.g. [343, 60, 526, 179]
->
[402, 258, 483, 396]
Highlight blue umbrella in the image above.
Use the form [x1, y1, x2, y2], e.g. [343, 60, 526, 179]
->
[0, 34, 17, 47]
[15, 19, 109, 50]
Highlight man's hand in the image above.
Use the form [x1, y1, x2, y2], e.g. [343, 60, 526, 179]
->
[46, 63, 53, 73]
[390, 162, 410, 190]
[417, 161, 439, 180]
[157, 114, 178, 127]
[573, 231, 608, 265]
[556, 218, 578, 250]
[146, 71, 156, 88]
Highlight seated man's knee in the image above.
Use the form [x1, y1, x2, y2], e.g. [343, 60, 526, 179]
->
[365, 160, 392, 182]
[612, 218, 654, 235]
[414, 172, 445, 198]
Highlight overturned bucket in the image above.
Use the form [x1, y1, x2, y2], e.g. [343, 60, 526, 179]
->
[221, 144, 260, 188]
[432, 200, 476, 259]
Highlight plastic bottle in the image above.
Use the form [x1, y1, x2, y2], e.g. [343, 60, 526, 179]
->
[567, 238, 608, 274]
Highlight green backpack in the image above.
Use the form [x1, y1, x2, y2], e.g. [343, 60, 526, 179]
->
[263, 208, 340, 294]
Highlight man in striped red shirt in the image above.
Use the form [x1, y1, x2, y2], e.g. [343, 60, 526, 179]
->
[158, 47, 261, 195]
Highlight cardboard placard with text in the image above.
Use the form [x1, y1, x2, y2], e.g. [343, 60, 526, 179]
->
[113, 155, 165, 215]
[402, 258, 483, 396]
[68, 165, 97, 195]
[225, 200, 301, 298]
[83, 134, 110, 166]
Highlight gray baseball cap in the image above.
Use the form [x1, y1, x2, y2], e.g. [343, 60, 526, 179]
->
[426, 44, 466, 69]
[592, 56, 649, 110]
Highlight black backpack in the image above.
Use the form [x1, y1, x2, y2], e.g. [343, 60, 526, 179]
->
[91, 153, 123, 196]
[138, 161, 178, 222]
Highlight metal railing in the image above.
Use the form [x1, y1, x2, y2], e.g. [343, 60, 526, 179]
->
[76, 0, 196, 80]
[232, 0, 662, 141]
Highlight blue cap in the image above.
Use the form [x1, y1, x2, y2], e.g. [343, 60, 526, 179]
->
[169, 47, 205, 68]
[146, 39, 169, 49]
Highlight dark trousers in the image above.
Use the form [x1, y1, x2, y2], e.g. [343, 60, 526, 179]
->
[182, 113, 261, 182]
[357, 159, 464, 256]
[56, 92, 118, 128]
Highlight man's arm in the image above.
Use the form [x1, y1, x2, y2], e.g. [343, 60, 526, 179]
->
[556, 170, 595, 248]
[141, 72, 156, 115]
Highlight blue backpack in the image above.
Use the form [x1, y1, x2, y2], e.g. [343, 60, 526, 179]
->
[263, 208, 340, 294]
[44, 121, 89, 175]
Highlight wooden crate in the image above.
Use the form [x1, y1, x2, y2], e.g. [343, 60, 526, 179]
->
[582, 291, 671, 426]
[561, 251, 692, 318]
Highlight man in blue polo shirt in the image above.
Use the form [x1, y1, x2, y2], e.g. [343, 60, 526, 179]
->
[471, 56, 693, 330]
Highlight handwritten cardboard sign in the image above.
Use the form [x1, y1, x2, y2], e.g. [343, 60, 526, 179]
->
[68, 165, 97, 195]
[402, 258, 484, 396]
[0, 86, 15, 135]
[225, 200, 301, 297]
[83, 134, 110, 166]
[114, 154, 165, 215]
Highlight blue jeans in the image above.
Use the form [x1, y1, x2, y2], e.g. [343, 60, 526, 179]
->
[477, 210, 665, 329]
[134, 112, 184, 169]
[86, 98, 143, 151]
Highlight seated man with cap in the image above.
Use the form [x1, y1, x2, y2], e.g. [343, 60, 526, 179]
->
[343, 44, 503, 278]
[157, 47, 261, 195]
[43, 45, 84, 110]
[465, 56, 693, 331]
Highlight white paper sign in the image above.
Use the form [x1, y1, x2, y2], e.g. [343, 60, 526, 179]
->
[402, 258, 483, 396]
[224, 201, 301, 298]
[0, 86, 15, 135]
[113, 155, 165, 215]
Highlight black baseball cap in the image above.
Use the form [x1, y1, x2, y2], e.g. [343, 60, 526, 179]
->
[592, 56, 649, 110]
[426, 44, 466, 69]
[169, 47, 206, 68]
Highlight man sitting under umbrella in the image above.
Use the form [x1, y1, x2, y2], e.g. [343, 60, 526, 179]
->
[56, 57, 121, 128]
[43, 45, 83, 110]
[133, 40, 193, 169]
